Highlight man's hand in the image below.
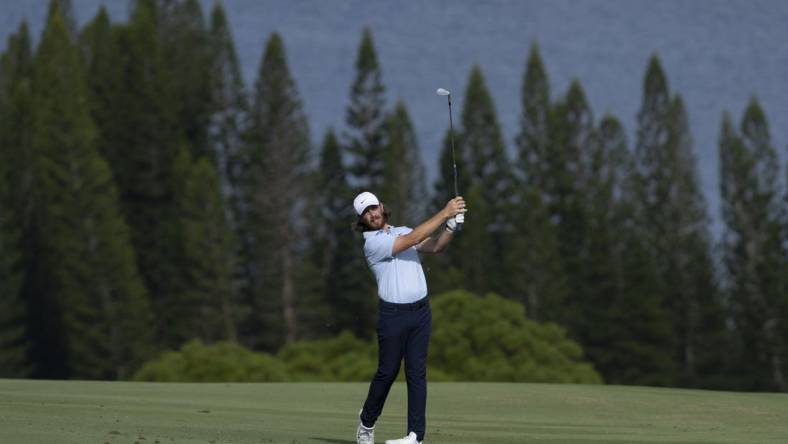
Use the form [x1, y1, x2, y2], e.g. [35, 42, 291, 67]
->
[443, 197, 467, 219]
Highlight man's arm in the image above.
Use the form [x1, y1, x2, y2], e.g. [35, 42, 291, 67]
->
[415, 226, 454, 254]
[392, 197, 465, 255]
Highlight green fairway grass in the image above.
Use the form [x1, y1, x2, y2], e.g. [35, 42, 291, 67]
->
[0, 379, 786, 443]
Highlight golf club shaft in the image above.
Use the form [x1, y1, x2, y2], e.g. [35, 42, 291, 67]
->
[447, 95, 463, 231]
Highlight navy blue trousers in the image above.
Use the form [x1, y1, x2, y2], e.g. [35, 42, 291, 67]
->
[360, 297, 432, 442]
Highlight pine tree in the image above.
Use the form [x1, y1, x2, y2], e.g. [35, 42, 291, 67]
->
[0, 32, 30, 374]
[576, 117, 676, 386]
[172, 148, 238, 343]
[159, 0, 214, 161]
[380, 100, 427, 226]
[300, 129, 376, 339]
[240, 33, 311, 350]
[549, 81, 594, 257]
[346, 28, 387, 191]
[455, 65, 513, 295]
[720, 100, 787, 391]
[31, 10, 152, 379]
[634, 55, 723, 386]
[668, 97, 727, 388]
[205, 1, 249, 343]
[207, 1, 248, 212]
[103, 0, 183, 347]
[542, 80, 595, 334]
[0, 22, 34, 232]
[46, 0, 77, 41]
[581, 115, 676, 384]
[578, 115, 629, 366]
[515, 42, 551, 189]
[79, 7, 122, 165]
[0, 22, 36, 378]
[508, 44, 568, 321]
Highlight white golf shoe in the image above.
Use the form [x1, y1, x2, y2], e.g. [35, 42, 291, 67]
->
[385, 431, 422, 444]
[356, 410, 374, 444]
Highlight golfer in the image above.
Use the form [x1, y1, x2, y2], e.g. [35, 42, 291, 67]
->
[353, 191, 466, 444]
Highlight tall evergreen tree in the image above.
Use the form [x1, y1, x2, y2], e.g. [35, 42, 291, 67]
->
[634, 55, 724, 386]
[207, 1, 248, 209]
[46, 0, 77, 41]
[541, 80, 595, 333]
[549, 81, 594, 255]
[380, 100, 427, 226]
[240, 33, 311, 350]
[103, 0, 183, 347]
[509, 44, 568, 321]
[172, 148, 238, 343]
[79, 6, 122, 165]
[205, 2, 249, 343]
[578, 116, 629, 367]
[0, 22, 34, 233]
[159, 0, 214, 161]
[30, 10, 152, 379]
[580, 115, 676, 385]
[0, 29, 30, 374]
[455, 65, 513, 295]
[0, 22, 36, 378]
[346, 28, 387, 191]
[300, 129, 376, 339]
[720, 100, 787, 391]
[515, 42, 551, 189]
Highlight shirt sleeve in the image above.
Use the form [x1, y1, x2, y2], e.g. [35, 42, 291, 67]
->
[364, 233, 395, 264]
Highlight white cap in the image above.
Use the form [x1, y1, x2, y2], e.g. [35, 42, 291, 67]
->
[353, 191, 380, 215]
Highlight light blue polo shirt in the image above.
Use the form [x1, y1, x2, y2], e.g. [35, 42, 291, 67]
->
[363, 225, 428, 304]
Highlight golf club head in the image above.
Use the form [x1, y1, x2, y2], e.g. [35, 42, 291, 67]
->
[436, 88, 451, 96]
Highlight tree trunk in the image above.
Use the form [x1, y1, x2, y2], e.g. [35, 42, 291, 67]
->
[281, 234, 297, 344]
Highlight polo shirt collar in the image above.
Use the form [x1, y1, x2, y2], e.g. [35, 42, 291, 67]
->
[363, 225, 393, 239]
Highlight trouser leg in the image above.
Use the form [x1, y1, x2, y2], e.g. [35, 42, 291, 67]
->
[361, 311, 404, 428]
[404, 306, 431, 442]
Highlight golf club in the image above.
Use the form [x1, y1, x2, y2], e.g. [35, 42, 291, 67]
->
[436, 88, 463, 231]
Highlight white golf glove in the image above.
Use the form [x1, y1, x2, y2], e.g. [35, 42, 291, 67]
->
[446, 213, 464, 232]
[446, 216, 456, 232]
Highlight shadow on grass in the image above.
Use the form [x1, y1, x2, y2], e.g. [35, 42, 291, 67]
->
[309, 438, 355, 444]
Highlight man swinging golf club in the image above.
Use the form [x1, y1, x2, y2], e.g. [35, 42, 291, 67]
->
[353, 191, 466, 444]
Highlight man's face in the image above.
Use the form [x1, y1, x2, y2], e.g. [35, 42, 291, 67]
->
[362, 204, 385, 230]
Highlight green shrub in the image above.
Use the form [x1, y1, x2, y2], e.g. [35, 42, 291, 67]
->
[429, 290, 602, 383]
[132, 340, 287, 382]
[132, 292, 600, 383]
[277, 331, 376, 381]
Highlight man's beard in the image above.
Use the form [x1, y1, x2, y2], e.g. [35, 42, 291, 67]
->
[369, 216, 384, 229]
